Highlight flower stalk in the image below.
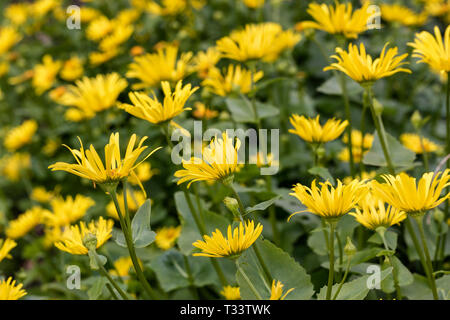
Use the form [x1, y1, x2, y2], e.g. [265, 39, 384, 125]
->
[325, 219, 337, 300]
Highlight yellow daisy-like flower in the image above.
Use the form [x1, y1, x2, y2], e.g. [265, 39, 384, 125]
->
[54, 217, 114, 255]
[155, 226, 182, 250]
[343, 170, 376, 185]
[408, 25, 450, 73]
[202, 65, 263, 97]
[270, 280, 294, 300]
[58, 73, 128, 119]
[216, 22, 300, 62]
[174, 132, 241, 188]
[350, 192, 407, 230]
[0, 26, 22, 55]
[298, 1, 373, 39]
[0, 238, 17, 263]
[32, 55, 62, 95]
[338, 147, 366, 164]
[6, 207, 48, 239]
[147, 0, 186, 16]
[43, 195, 95, 228]
[86, 16, 114, 41]
[3, 119, 38, 152]
[78, 7, 102, 23]
[193, 220, 263, 258]
[60, 56, 84, 82]
[193, 47, 221, 79]
[106, 190, 146, 220]
[343, 129, 374, 150]
[128, 162, 158, 185]
[119, 80, 198, 124]
[192, 102, 219, 120]
[371, 170, 450, 216]
[99, 24, 134, 52]
[126, 44, 193, 89]
[289, 179, 367, 220]
[324, 43, 411, 84]
[48, 132, 161, 190]
[289, 114, 348, 144]
[110, 256, 136, 278]
[89, 48, 120, 67]
[0, 277, 27, 300]
[0, 152, 31, 182]
[381, 4, 428, 27]
[221, 286, 241, 300]
[5, 4, 29, 25]
[243, 0, 264, 9]
[43, 227, 62, 249]
[400, 133, 441, 154]
[31, 186, 55, 203]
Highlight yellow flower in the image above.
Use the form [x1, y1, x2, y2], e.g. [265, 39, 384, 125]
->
[0, 277, 27, 300]
[119, 80, 197, 124]
[86, 16, 114, 41]
[400, 133, 441, 154]
[338, 147, 366, 163]
[147, 0, 186, 16]
[216, 22, 300, 62]
[298, 1, 373, 39]
[174, 132, 241, 188]
[343, 171, 376, 184]
[270, 280, 294, 300]
[89, 48, 120, 66]
[31, 0, 59, 18]
[381, 4, 428, 27]
[371, 170, 450, 215]
[0, 153, 31, 182]
[78, 7, 102, 23]
[6, 207, 48, 239]
[202, 65, 263, 97]
[249, 152, 278, 168]
[192, 102, 219, 120]
[128, 162, 158, 185]
[31, 186, 55, 203]
[42, 138, 60, 156]
[324, 43, 411, 84]
[243, 0, 264, 9]
[106, 190, 146, 220]
[0, 238, 17, 263]
[43, 227, 62, 249]
[289, 114, 348, 144]
[43, 195, 95, 228]
[193, 47, 221, 79]
[155, 226, 182, 250]
[343, 129, 374, 150]
[99, 24, 134, 52]
[221, 286, 241, 300]
[3, 120, 38, 152]
[54, 217, 114, 255]
[0, 61, 9, 78]
[115, 8, 141, 25]
[193, 220, 263, 258]
[110, 256, 134, 277]
[32, 55, 62, 95]
[289, 179, 367, 220]
[49, 133, 161, 190]
[408, 25, 450, 73]
[60, 56, 84, 81]
[127, 44, 193, 89]
[130, 45, 145, 57]
[58, 73, 128, 119]
[350, 192, 407, 230]
[5, 4, 29, 25]
[0, 26, 22, 55]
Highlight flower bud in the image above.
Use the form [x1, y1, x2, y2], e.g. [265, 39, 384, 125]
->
[373, 98, 384, 116]
[433, 208, 445, 224]
[223, 197, 240, 219]
[411, 111, 423, 130]
[83, 233, 97, 251]
[344, 236, 357, 258]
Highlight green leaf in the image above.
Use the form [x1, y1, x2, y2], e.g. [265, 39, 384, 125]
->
[88, 250, 107, 270]
[112, 228, 127, 248]
[245, 196, 282, 214]
[225, 97, 279, 123]
[236, 239, 314, 300]
[368, 230, 398, 250]
[317, 267, 392, 300]
[308, 167, 335, 185]
[87, 277, 107, 300]
[363, 131, 415, 169]
[317, 75, 363, 97]
[381, 256, 414, 294]
[131, 200, 156, 248]
[149, 250, 190, 292]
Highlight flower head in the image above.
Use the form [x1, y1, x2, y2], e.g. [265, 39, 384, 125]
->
[221, 286, 241, 300]
[289, 179, 367, 220]
[289, 114, 348, 144]
[4, 120, 38, 152]
[0, 238, 17, 263]
[60, 56, 84, 81]
[127, 44, 193, 89]
[0, 26, 22, 55]
[193, 47, 221, 79]
[119, 80, 198, 124]
[174, 132, 241, 187]
[0, 153, 30, 182]
[324, 43, 411, 84]
[202, 65, 263, 97]
[270, 280, 294, 300]
[6, 207, 48, 239]
[32, 55, 61, 95]
[381, 4, 428, 27]
[192, 102, 219, 120]
[350, 192, 406, 230]
[216, 22, 300, 62]
[147, 0, 186, 16]
[106, 190, 146, 220]
[155, 226, 182, 250]
[400, 133, 441, 154]
[193, 220, 263, 258]
[408, 25, 450, 73]
[58, 73, 127, 120]
[371, 170, 450, 215]
[54, 217, 114, 255]
[110, 256, 135, 278]
[243, 0, 264, 9]
[298, 1, 374, 39]
[49, 133, 160, 191]
[43, 195, 95, 228]
[0, 277, 27, 300]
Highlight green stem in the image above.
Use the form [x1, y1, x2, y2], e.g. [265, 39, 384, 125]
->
[332, 258, 351, 300]
[105, 283, 120, 300]
[183, 254, 199, 299]
[359, 103, 367, 176]
[443, 72, 450, 266]
[364, 86, 395, 174]
[96, 255, 129, 300]
[336, 231, 343, 281]
[379, 229, 402, 300]
[236, 261, 262, 300]
[415, 216, 439, 300]
[110, 190, 158, 300]
[340, 72, 355, 177]
[405, 218, 432, 281]
[325, 220, 336, 300]
[266, 175, 280, 246]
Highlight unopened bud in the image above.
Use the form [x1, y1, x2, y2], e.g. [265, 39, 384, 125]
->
[433, 209, 445, 224]
[83, 233, 97, 251]
[344, 236, 357, 258]
[373, 98, 384, 116]
[224, 197, 240, 218]
[411, 111, 423, 130]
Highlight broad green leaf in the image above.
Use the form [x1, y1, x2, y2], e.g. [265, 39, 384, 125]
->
[308, 167, 335, 185]
[131, 200, 156, 248]
[317, 75, 363, 97]
[236, 239, 314, 300]
[87, 277, 107, 300]
[245, 196, 282, 214]
[368, 230, 398, 250]
[381, 256, 414, 294]
[150, 250, 190, 292]
[225, 97, 279, 123]
[88, 250, 107, 270]
[112, 228, 127, 248]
